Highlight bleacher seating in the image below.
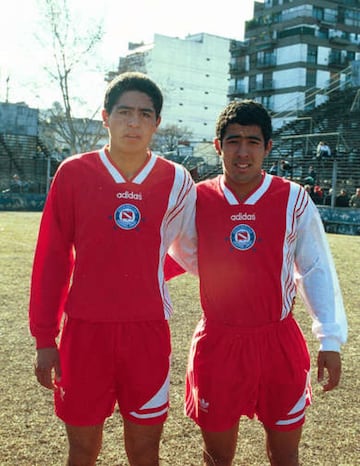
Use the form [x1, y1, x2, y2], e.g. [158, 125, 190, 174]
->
[266, 87, 360, 195]
[0, 134, 55, 194]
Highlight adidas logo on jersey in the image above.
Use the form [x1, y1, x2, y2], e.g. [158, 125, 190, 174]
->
[231, 212, 256, 221]
[116, 191, 143, 200]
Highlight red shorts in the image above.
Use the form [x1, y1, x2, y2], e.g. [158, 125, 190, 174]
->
[55, 317, 171, 426]
[185, 314, 311, 432]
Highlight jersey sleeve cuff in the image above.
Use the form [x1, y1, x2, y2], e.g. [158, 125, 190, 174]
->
[319, 336, 341, 352]
[35, 336, 58, 349]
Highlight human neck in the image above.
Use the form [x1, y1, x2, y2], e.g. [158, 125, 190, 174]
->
[106, 145, 150, 178]
[224, 172, 263, 200]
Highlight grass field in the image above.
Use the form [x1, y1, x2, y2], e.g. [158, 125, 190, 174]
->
[0, 211, 359, 465]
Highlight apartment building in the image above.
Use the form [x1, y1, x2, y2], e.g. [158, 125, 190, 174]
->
[109, 33, 232, 141]
[229, 0, 360, 128]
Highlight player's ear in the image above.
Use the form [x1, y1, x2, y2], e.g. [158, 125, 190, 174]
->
[155, 116, 161, 129]
[214, 138, 222, 157]
[102, 109, 109, 128]
[265, 139, 273, 157]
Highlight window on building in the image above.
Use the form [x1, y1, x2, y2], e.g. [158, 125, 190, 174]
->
[263, 72, 273, 90]
[249, 75, 257, 92]
[257, 51, 276, 67]
[345, 8, 360, 27]
[329, 29, 350, 41]
[229, 79, 246, 95]
[313, 6, 324, 21]
[261, 95, 274, 111]
[338, 6, 345, 23]
[307, 45, 318, 64]
[250, 53, 257, 68]
[314, 6, 337, 23]
[324, 8, 337, 23]
[283, 5, 312, 21]
[317, 27, 329, 39]
[230, 56, 247, 74]
[349, 32, 360, 45]
[329, 49, 347, 66]
[273, 12, 282, 23]
[306, 69, 317, 88]
[279, 26, 315, 39]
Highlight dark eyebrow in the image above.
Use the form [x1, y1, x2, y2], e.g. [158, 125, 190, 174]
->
[225, 134, 262, 142]
[115, 104, 155, 113]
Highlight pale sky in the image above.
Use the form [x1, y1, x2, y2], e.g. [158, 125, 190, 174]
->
[0, 0, 255, 114]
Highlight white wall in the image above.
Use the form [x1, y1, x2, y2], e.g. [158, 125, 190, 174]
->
[316, 70, 331, 88]
[318, 46, 330, 65]
[273, 91, 305, 113]
[276, 44, 307, 65]
[143, 33, 231, 141]
[274, 68, 307, 88]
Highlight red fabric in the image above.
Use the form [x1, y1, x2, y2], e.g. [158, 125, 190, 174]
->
[164, 254, 186, 281]
[55, 318, 171, 425]
[29, 150, 194, 347]
[185, 315, 311, 431]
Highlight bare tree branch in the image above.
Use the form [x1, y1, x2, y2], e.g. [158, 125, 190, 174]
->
[36, 0, 105, 153]
[152, 124, 193, 153]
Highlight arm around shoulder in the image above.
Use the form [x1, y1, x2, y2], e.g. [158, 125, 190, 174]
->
[167, 168, 198, 276]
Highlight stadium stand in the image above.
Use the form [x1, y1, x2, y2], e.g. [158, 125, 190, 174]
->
[1, 74, 360, 234]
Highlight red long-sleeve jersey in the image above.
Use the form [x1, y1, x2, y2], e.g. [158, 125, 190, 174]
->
[169, 173, 347, 352]
[29, 148, 196, 348]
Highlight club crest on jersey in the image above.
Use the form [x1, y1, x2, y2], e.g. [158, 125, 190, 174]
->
[230, 224, 256, 251]
[114, 204, 141, 230]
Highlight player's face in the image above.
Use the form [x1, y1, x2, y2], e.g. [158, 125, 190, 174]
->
[214, 123, 272, 194]
[102, 90, 161, 154]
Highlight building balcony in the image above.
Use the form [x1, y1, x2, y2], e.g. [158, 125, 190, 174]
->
[230, 40, 248, 57]
[328, 54, 350, 68]
[245, 18, 261, 31]
[255, 40, 277, 51]
[329, 36, 352, 46]
[256, 56, 277, 68]
[229, 62, 248, 74]
[228, 84, 247, 96]
[256, 80, 275, 91]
